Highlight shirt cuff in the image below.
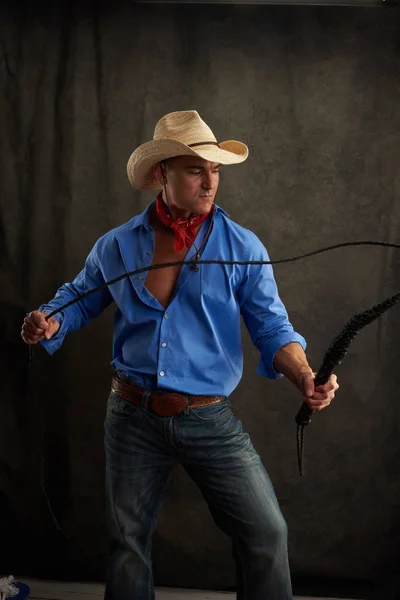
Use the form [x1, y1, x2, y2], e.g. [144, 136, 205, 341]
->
[257, 332, 307, 380]
[37, 308, 67, 355]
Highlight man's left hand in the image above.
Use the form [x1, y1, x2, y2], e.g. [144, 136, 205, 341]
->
[300, 370, 339, 411]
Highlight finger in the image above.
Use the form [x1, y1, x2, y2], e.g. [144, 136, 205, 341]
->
[22, 322, 45, 338]
[30, 311, 50, 330]
[304, 394, 333, 406]
[315, 383, 338, 396]
[315, 382, 339, 394]
[315, 383, 339, 394]
[45, 318, 60, 339]
[21, 330, 43, 344]
[24, 320, 46, 336]
[48, 317, 60, 331]
[304, 398, 321, 411]
[316, 378, 339, 391]
[308, 390, 331, 402]
[318, 399, 333, 410]
[22, 325, 45, 340]
[309, 394, 336, 405]
[22, 325, 44, 340]
[305, 398, 333, 411]
[24, 314, 48, 330]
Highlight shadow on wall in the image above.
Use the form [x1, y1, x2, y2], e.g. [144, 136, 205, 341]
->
[0, 301, 73, 576]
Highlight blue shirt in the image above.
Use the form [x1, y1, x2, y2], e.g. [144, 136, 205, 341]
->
[39, 200, 306, 396]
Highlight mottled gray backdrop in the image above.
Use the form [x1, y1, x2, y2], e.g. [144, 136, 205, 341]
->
[1, 1, 399, 597]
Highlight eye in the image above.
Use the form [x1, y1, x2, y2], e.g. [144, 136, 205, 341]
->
[189, 170, 202, 175]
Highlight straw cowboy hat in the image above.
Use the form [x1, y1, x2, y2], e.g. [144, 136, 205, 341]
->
[127, 110, 249, 190]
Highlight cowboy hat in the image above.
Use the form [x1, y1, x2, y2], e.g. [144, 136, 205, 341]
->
[127, 110, 249, 190]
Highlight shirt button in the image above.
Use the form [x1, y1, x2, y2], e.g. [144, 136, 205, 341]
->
[164, 313, 169, 319]
[159, 371, 165, 377]
[147, 251, 153, 255]
[138, 276, 144, 280]
[161, 342, 167, 348]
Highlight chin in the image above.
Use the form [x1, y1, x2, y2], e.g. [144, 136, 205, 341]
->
[197, 198, 214, 213]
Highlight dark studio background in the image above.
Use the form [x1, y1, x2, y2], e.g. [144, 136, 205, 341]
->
[1, 1, 399, 598]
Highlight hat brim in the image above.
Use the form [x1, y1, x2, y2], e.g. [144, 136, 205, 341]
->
[127, 138, 249, 190]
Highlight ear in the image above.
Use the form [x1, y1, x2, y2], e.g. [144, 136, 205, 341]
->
[154, 162, 166, 186]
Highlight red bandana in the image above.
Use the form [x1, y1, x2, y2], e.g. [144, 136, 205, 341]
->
[155, 192, 211, 252]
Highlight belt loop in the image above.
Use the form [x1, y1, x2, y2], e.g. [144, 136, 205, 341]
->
[141, 390, 151, 410]
[184, 395, 190, 415]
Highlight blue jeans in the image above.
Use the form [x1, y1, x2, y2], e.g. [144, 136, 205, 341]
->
[104, 387, 293, 600]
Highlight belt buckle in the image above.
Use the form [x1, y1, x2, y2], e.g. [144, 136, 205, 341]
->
[151, 393, 187, 417]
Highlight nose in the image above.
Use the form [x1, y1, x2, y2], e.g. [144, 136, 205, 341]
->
[201, 171, 213, 190]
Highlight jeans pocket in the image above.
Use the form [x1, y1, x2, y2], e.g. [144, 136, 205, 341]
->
[190, 399, 233, 422]
[106, 391, 141, 420]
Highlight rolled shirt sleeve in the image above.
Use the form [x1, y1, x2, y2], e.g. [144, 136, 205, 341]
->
[35, 238, 113, 355]
[238, 231, 307, 380]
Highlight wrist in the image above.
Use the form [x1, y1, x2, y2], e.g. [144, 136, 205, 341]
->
[273, 343, 312, 390]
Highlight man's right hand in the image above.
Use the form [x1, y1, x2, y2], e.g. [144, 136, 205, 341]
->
[21, 311, 60, 344]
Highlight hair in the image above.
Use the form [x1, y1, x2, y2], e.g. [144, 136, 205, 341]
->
[163, 157, 177, 169]
[154, 157, 176, 182]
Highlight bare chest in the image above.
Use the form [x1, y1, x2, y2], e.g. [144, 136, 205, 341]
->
[145, 230, 190, 309]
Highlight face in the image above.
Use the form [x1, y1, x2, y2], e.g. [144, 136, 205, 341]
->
[154, 155, 221, 217]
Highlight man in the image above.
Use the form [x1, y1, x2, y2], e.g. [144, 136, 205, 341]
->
[21, 110, 338, 599]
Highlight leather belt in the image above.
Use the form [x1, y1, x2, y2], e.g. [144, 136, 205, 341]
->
[111, 374, 225, 417]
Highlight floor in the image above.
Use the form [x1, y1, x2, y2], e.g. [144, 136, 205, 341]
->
[17, 578, 358, 600]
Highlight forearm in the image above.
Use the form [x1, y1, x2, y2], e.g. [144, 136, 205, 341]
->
[273, 342, 312, 391]
[37, 284, 89, 355]
[39, 282, 91, 332]
[42, 244, 112, 331]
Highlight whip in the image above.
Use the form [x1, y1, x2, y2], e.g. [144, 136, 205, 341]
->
[26, 239, 400, 532]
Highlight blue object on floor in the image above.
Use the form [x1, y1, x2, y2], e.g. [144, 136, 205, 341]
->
[9, 582, 30, 599]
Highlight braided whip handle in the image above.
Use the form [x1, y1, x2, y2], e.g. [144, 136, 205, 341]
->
[295, 290, 400, 476]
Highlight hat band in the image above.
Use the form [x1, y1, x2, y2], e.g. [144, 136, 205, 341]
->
[188, 141, 220, 148]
